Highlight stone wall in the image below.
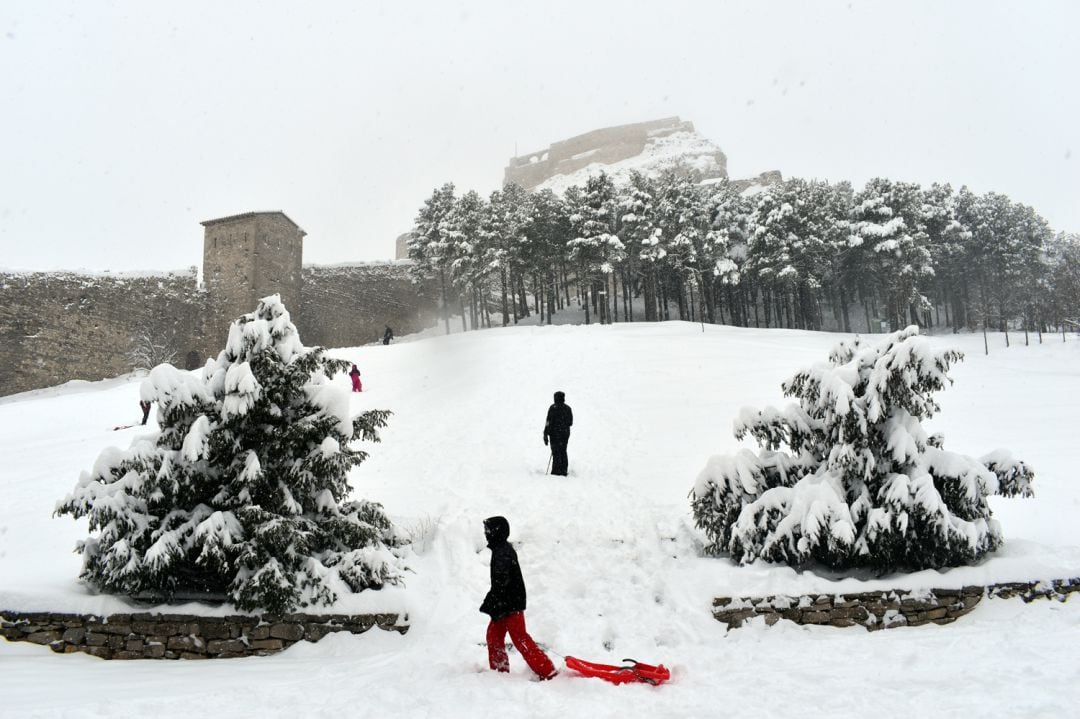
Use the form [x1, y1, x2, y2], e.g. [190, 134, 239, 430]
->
[0, 262, 440, 398]
[0, 269, 216, 396]
[712, 578, 1080, 631]
[0, 610, 407, 659]
[298, 263, 440, 348]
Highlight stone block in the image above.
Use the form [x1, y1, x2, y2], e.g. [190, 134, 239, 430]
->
[714, 609, 755, 625]
[62, 628, 86, 644]
[830, 606, 870, 621]
[135, 617, 177, 634]
[85, 632, 109, 647]
[206, 639, 246, 654]
[180, 652, 208, 660]
[126, 639, 145, 652]
[800, 611, 832, 624]
[347, 617, 374, 632]
[248, 625, 270, 640]
[203, 624, 232, 640]
[26, 631, 62, 645]
[270, 623, 305, 641]
[83, 646, 113, 659]
[249, 639, 284, 652]
[374, 614, 399, 629]
[100, 623, 132, 635]
[713, 597, 733, 607]
[167, 636, 205, 652]
[829, 618, 857, 628]
[113, 650, 145, 660]
[305, 624, 336, 641]
[145, 643, 167, 659]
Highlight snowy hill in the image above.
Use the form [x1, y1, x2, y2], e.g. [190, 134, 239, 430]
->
[533, 125, 728, 196]
[2, 323, 1080, 717]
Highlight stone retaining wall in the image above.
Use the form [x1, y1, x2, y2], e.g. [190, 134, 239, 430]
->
[713, 578, 1080, 631]
[0, 610, 408, 659]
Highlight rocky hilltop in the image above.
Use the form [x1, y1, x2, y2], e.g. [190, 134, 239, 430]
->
[504, 116, 729, 193]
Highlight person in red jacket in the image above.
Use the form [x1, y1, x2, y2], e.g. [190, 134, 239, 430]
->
[348, 364, 362, 392]
[480, 516, 558, 680]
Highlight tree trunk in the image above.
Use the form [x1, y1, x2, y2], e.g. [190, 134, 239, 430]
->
[500, 267, 510, 327]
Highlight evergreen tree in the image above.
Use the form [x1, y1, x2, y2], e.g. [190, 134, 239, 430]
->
[851, 178, 934, 330]
[56, 296, 401, 613]
[691, 326, 1032, 572]
[567, 172, 623, 324]
[410, 183, 458, 334]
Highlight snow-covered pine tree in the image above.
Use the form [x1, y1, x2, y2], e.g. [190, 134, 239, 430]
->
[691, 326, 1033, 572]
[56, 295, 401, 613]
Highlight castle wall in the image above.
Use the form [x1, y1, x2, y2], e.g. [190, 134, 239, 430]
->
[0, 262, 440, 398]
[0, 269, 215, 396]
[297, 263, 440, 348]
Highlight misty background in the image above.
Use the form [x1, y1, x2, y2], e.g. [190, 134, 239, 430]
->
[0, 0, 1076, 272]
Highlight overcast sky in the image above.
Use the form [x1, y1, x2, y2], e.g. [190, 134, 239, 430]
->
[1, 1, 1077, 272]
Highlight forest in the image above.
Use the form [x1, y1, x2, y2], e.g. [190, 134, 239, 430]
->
[408, 171, 1080, 341]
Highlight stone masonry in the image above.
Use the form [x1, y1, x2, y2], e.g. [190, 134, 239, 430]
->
[712, 578, 1080, 631]
[202, 211, 306, 347]
[0, 213, 441, 397]
[0, 610, 408, 660]
[0, 269, 216, 395]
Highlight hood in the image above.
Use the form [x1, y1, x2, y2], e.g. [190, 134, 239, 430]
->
[484, 516, 510, 547]
[553, 391, 565, 404]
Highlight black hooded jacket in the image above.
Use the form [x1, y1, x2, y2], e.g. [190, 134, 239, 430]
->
[479, 516, 527, 620]
[544, 392, 573, 439]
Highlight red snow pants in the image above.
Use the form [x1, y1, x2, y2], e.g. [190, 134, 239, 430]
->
[350, 376, 362, 392]
[486, 611, 557, 679]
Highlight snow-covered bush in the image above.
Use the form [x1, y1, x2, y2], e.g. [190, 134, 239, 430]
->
[56, 295, 402, 613]
[691, 326, 1034, 572]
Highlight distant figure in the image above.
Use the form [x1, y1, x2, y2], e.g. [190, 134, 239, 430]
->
[480, 516, 558, 680]
[383, 326, 394, 345]
[543, 391, 573, 476]
[349, 364, 362, 392]
[139, 400, 152, 425]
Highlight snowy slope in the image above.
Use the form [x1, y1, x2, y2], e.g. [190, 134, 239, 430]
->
[2, 323, 1080, 717]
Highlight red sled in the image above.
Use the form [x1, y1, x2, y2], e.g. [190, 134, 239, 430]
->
[564, 656, 671, 686]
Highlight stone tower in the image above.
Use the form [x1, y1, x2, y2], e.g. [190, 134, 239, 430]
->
[201, 211, 306, 342]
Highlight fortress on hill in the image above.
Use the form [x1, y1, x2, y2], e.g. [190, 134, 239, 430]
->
[2, 118, 780, 397]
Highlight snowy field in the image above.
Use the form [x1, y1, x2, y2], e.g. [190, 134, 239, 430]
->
[2, 322, 1079, 718]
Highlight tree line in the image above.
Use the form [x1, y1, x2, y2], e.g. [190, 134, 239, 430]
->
[408, 171, 1080, 339]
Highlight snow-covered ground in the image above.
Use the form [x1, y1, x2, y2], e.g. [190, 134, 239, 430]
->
[2, 323, 1079, 717]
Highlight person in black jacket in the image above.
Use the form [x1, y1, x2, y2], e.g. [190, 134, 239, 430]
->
[543, 391, 573, 476]
[480, 516, 557, 680]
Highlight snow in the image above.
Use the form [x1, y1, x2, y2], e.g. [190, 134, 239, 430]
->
[2, 323, 1080, 716]
[536, 129, 726, 196]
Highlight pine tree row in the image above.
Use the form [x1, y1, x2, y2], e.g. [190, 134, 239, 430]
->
[408, 172, 1080, 335]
